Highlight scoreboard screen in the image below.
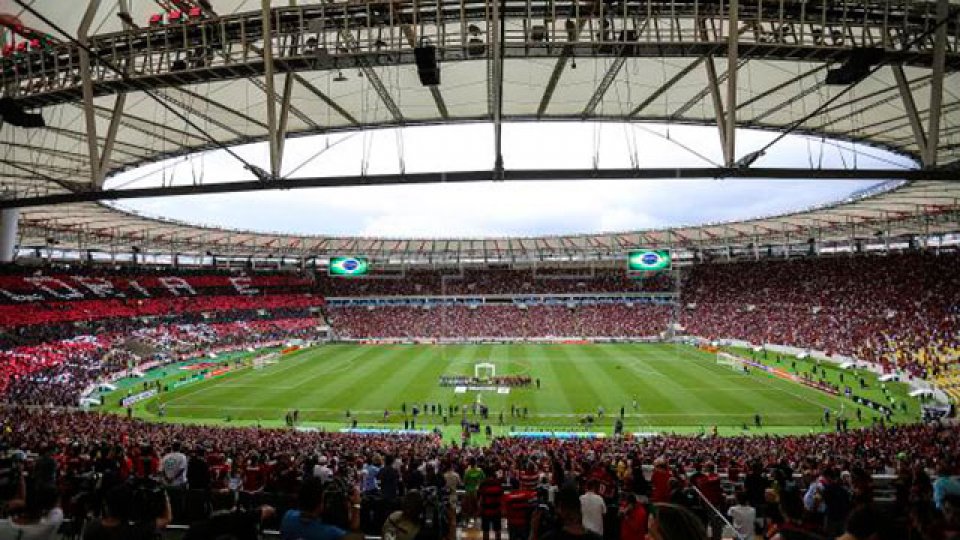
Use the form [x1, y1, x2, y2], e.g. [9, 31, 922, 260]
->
[628, 250, 671, 272]
[328, 257, 370, 276]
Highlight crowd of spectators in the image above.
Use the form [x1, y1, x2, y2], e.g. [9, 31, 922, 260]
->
[328, 304, 673, 340]
[0, 294, 322, 329]
[0, 317, 323, 407]
[0, 407, 958, 539]
[323, 252, 959, 380]
[680, 252, 960, 379]
[317, 268, 674, 297]
[1, 251, 957, 410]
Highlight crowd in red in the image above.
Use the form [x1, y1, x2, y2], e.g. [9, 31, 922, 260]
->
[329, 304, 673, 339]
[0, 294, 323, 328]
[1, 407, 957, 539]
[324, 252, 959, 379]
[680, 252, 960, 379]
[0, 317, 323, 406]
[1, 251, 957, 407]
[317, 267, 674, 297]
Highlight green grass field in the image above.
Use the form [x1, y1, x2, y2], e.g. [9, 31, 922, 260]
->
[104, 343, 920, 436]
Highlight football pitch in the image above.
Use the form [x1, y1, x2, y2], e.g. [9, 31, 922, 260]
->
[118, 343, 919, 436]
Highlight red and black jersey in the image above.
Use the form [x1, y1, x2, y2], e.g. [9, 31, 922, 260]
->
[518, 470, 539, 491]
[478, 477, 504, 518]
[504, 490, 536, 527]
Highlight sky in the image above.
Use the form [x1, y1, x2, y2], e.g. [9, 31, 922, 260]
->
[107, 122, 914, 238]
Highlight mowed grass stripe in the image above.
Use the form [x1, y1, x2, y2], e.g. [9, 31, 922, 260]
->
[635, 346, 726, 415]
[589, 345, 678, 418]
[298, 346, 418, 414]
[531, 346, 577, 415]
[668, 346, 840, 425]
[152, 344, 913, 429]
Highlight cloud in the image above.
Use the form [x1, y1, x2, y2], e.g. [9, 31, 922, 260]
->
[106, 123, 908, 238]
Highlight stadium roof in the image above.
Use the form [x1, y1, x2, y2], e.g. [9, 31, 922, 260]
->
[1, 0, 959, 260]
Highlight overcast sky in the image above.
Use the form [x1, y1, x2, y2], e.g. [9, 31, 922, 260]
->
[108, 123, 913, 238]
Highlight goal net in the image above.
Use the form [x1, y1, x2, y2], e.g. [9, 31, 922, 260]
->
[716, 352, 746, 372]
[253, 353, 280, 370]
[474, 362, 496, 381]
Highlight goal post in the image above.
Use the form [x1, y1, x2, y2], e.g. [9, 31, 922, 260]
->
[253, 353, 280, 370]
[716, 352, 746, 372]
[474, 362, 496, 380]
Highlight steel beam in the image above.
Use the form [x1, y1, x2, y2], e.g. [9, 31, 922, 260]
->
[736, 65, 829, 112]
[338, 29, 404, 123]
[892, 65, 928, 159]
[154, 91, 249, 139]
[810, 73, 931, 131]
[749, 79, 825, 123]
[704, 57, 730, 166]
[292, 75, 359, 125]
[490, 0, 504, 176]
[263, 0, 281, 179]
[276, 73, 295, 175]
[925, 0, 949, 167]
[173, 87, 269, 131]
[671, 58, 748, 120]
[96, 93, 127, 187]
[537, 55, 569, 117]
[1, 167, 954, 209]
[582, 56, 627, 117]
[629, 58, 705, 117]
[725, 0, 739, 167]
[78, 0, 103, 187]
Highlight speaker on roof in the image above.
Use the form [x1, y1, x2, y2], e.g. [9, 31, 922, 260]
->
[825, 47, 884, 85]
[414, 39, 440, 86]
[0, 98, 45, 128]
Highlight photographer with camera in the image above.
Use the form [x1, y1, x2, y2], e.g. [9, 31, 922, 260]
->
[183, 489, 275, 540]
[382, 490, 424, 540]
[530, 486, 601, 540]
[81, 483, 172, 540]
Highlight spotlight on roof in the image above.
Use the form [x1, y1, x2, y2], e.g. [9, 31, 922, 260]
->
[735, 150, 765, 169]
[0, 98, 45, 128]
[825, 48, 883, 86]
[414, 39, 440, 86]
[333, 71, 348, 82]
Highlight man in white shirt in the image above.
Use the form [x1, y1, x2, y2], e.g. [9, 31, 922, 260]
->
[160, 442, 189, 487]
[579, 479, 606, 536]
[313, 456, 333, 484]
[727, 492, 757, 540]
[443, 462, 462, 511]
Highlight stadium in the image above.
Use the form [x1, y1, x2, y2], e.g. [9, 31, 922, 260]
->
[1, 0, 959, 539]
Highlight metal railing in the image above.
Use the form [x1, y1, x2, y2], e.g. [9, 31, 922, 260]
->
[3, 0, 958, 105]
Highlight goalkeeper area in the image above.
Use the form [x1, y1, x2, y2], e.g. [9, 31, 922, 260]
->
[106, 343, 921, 436]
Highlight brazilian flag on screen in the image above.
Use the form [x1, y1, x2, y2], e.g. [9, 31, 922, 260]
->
[628, 250, 671, 272]
[329, 257, 370, 276]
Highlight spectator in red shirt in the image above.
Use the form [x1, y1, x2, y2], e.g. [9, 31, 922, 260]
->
[693, 462, 725, 540]
[618, 493, 648, 540]
[504, 488, 536, 540]
[651, 459, 672, 503]
[479, 464, 505, 540]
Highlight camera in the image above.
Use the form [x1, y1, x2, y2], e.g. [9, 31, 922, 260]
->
[126, 477, 168, 523]
[419, 486, 452, 540]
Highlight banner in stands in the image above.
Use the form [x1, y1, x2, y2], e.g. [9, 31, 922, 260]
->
[0, 274, 314, 302]
[509, 431, 606, 439]
[120, 389, 156, 407]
